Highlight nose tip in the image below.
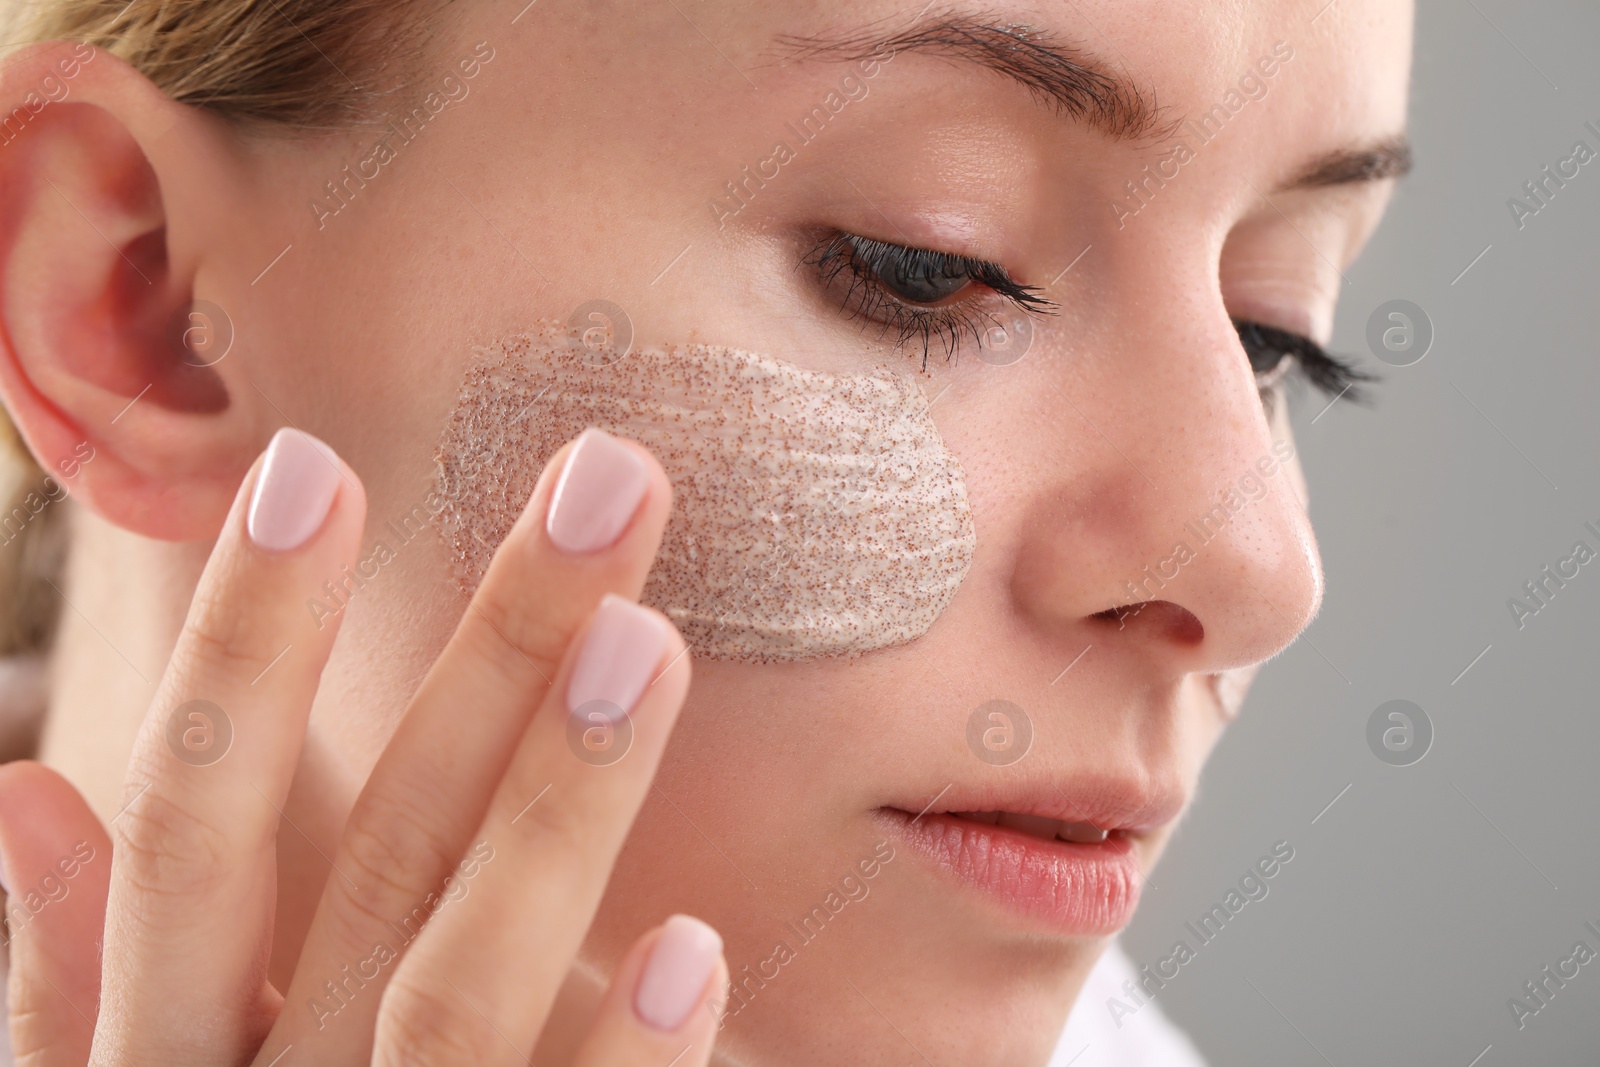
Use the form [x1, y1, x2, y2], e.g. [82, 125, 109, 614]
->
[1014, 417, 1326, 678]
[1192, 422, 1326, 666]
[1002, 299, 1330, 680]
[1222, 502, 1325, 667]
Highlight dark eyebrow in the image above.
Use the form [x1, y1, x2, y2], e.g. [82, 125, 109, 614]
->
[773, 14, 1166, 140]
[1283, 135, 1414, 189]
[776, 15, 1410, 191]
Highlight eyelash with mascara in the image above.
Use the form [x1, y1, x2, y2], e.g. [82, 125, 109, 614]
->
[1232, 318, 1375, 404]
[806, 229, 1374, 401]
[804, 231, 1055, 369]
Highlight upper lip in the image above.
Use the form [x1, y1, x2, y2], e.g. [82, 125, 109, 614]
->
[891, 774, 1188, 836]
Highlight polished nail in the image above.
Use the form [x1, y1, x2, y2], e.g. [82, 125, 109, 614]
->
[635, 914, 723, 1032]
[545, 428, 649, 554]
[247, 429, 342, 552]
[566, 595, 670, 717]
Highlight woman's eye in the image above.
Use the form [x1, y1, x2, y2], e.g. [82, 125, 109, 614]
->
[805, 231, 1056, 367]
[1238, 324, 1291, 378]
[859, 242, 973, 304]
[1233, 317, 1376, 402]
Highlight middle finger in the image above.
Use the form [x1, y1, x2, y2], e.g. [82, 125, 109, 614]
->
[264, 428, 670, 1064]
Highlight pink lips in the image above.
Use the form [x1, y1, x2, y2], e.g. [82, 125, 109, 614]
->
[877, 779, 1184, 935]
[881, 809, 1143, 934]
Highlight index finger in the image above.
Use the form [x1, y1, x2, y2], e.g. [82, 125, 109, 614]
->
[263, 427, 673, 1063]
[97, 428, 366, 1064]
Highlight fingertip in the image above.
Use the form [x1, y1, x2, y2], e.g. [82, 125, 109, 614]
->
[634, 914, 725, 1033]
[649, 609, 693, 690]
[631, 602, 690, 666]
[246, 427, 358, 553]
[565, 594, 679, 717]
[611, 432, 674, 504]
[547, 429, 654, 555]
[0, 759, 110, 915]
[0, 760, 97, 830]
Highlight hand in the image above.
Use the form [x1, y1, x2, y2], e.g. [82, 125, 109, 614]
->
[0, 426, 725, 1066]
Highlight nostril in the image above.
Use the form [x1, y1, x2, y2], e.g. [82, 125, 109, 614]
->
[1094, 600, 1205, 645]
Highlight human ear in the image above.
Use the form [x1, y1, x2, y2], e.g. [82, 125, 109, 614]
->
[0, 41, 262, 541]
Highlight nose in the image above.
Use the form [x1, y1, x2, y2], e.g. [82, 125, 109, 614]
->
[1007, 297, 1324, 676]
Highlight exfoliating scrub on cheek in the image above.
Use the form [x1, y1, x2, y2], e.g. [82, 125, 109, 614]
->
[432, 325, 976, 662]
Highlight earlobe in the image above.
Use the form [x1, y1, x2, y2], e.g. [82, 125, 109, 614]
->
[0, 41, 260, 541]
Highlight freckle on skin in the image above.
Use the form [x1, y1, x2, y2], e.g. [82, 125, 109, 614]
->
[431, 321, 977, 662]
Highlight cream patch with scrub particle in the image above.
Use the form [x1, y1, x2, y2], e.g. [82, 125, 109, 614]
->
[432, 323, 976, 662]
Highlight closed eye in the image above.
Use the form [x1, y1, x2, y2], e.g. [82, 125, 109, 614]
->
[1233, 318, 1377, 404]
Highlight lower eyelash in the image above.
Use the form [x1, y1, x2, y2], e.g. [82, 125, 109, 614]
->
[804, 232, 1056, 370]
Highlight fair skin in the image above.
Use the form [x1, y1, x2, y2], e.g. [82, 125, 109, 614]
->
[0, 0, 1412, 1063]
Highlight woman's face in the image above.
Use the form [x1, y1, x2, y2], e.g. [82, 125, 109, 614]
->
[203, 0, 1412, 1061]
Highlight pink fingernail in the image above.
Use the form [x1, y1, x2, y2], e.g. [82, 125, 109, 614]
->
[634, 914, 722, 1032]
[566, 594, 670, 717]
[545, 428, 649, 555]
[247, 429, 342, 552]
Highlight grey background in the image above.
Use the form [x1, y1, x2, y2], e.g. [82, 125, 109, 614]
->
[1121, 1, 1600, 1064]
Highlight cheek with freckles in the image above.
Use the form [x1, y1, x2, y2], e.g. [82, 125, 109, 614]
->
[431, 325, 976, 661]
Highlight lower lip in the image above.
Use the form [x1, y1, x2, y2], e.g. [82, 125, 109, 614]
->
[879, 809, 1143, 935]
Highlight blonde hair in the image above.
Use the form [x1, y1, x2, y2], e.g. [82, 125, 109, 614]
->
[0, 0, 442, 659]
